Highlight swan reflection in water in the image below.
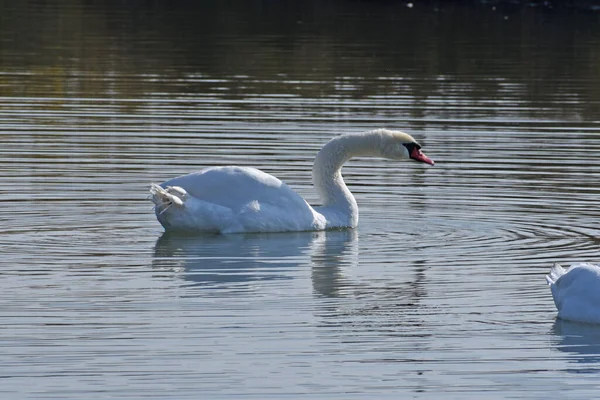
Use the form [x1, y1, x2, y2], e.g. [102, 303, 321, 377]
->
[152, 229, 358, 291]
[552, 319, 600, 371]
[152, 228, 429, 321]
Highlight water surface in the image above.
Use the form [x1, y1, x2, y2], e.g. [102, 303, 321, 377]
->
[2, 2, 600, 399]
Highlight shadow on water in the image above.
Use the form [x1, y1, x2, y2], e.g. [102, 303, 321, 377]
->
[552, 319, 600, 372]
[152, 229, 359, 290]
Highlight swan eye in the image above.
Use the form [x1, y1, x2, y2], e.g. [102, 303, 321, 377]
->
[403, 142, 421, 153]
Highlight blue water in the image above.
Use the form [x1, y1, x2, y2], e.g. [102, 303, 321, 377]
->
[2, 1, 600, 398]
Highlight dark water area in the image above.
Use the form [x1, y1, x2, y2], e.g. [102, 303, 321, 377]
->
[2, 1, 600, 399]
[1, 1, 599, 119]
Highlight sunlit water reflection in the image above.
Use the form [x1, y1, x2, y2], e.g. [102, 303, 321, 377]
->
[2, 1, 600, 399]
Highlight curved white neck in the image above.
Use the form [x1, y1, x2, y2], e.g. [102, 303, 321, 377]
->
[311, 132, 382, 228]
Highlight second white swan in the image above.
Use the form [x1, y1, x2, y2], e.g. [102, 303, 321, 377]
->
[150, 128, 434, 233]
[546, 263, 600, 324]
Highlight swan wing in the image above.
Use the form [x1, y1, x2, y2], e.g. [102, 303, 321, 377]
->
[162, 166, 309, 211]
[158, 166, 327, 232]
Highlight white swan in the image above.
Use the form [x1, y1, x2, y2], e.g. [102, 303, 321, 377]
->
[546, 263, 600, 324]
[149, 129, 434, 233]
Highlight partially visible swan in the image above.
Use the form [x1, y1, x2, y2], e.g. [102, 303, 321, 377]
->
[546, 263, 600, 324]
[149, 129, 434, 233]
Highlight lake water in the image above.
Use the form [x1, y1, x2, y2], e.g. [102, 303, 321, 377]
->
[2, 1, 600, 398]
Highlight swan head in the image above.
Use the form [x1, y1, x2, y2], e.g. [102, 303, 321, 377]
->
[379, 130, 434, 166]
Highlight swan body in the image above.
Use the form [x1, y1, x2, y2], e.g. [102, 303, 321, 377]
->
[546, 263, 600, 324]
[150, 129, 434, 233]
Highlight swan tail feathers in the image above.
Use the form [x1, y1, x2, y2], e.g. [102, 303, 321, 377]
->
[149, 183, 188, 215]
[546, 263, 566, 286]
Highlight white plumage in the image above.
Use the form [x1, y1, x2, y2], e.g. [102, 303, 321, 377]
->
[546, 263, 600, 324]
[149, 129, 433, 234]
